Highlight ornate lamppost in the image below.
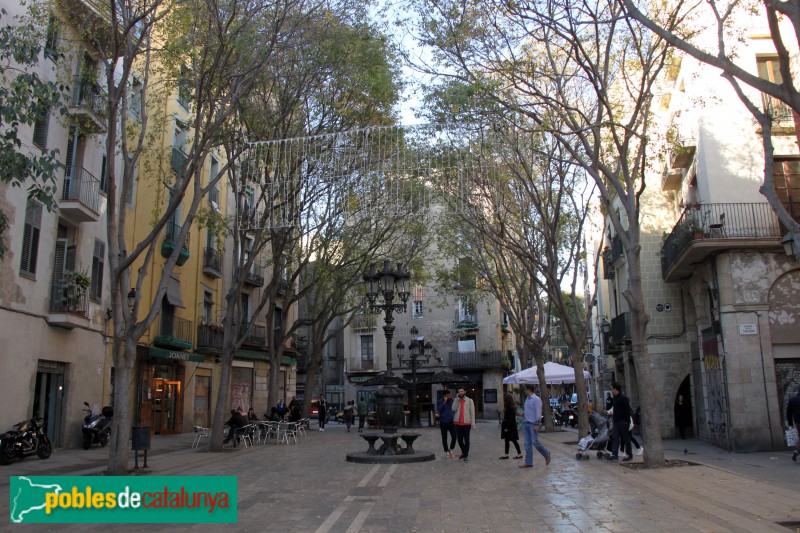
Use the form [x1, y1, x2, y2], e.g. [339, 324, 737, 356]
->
[396, 326, 434, 428]
[363, 260, 411, 433]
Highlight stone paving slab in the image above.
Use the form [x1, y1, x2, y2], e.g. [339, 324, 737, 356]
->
[1, 420, 798, 532]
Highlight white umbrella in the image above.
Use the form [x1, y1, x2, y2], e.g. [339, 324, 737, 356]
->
[502, 361, 590, 385]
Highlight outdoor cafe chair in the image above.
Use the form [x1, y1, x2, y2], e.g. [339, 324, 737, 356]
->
[277, 422, 297, 444]
[192, 426, 211, 448]
[233, 424, 255, 448]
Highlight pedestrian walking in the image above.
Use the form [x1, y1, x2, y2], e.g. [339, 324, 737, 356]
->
[786, 390, 800, 462]
[607, 382, 633, 461]
[436, 390, 456, 458]
[499, 393, 522, 460]
[674, 394, 691, 440]
[519, 385, 551, 468]
[344, 400, 355, 432]
[451, 387, 476, 462]
[317, 395, 327, 431]
[357, 396, 368, 432]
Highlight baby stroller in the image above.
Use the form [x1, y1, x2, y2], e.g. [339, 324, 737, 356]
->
[576, 412, 611, 460]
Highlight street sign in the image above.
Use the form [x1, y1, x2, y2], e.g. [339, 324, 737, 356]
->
[584, 353, 595, 363]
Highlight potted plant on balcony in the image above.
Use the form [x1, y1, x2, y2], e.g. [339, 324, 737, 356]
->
[63, 270, 91, 311]
[690, 224, 705, 239]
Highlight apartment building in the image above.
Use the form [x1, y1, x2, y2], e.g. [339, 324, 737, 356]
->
[343, 266, 513, 421]
[0, 1, 116, 448]
[597, 10, 798, 451]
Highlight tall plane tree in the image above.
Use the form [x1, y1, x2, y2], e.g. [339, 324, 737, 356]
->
[622, 0, 800, 255]
[413, 0, 672, 465]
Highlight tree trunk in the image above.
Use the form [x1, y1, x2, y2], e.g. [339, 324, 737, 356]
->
[209, 318, 235, 452]
[570, 351, 590, 437]
[529, 343, 554, 432]
[625, 247, 664, 467]
[107, 340, 135, 474]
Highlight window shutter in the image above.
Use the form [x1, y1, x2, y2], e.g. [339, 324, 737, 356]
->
[20, 200, 43, 275]
[32, 106, 50, 149]
[91, 239, 105, 302]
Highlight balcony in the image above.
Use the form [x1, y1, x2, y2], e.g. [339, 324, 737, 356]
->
[611, 235, 624, 267]
[60, 166, 100, 222]
[202, 247, 222, 278]
[661, 203, 782, 282]
[161, 220, 190, 266]
[240, 321, 266, 348]
[602, 248, 614, 279]
[46, 277, 89, 329]
[277, 278, 289, 295]
[196, 324, 223, 355]
[171, 147, 188, 177]
[610, 312, 630, 345]
[454, 310, 478, 330]
[244, 264, 264, 287]
[447, 350, 505, 369]
[68, 80, 107, 133]
[154, 315, 193, 350]
[352, 314, 377, 331]
[57, 0, 129, 56]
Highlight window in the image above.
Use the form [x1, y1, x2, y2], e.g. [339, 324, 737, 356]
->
[129, 77, 143, 119]
[774, 159, 800, 223]
[360, 335, 374, 370]
[208, 158, 219, 210]
[757, 57, 793, 123]
[90, 240, 105, 302]
[44, 15, 59, 60]
[32, 105, 50, 150]
[177, 66, 191, 110]
[202, 291, 214, 324]
[20, 199, 43, 276]
[412, 286, 424, 318]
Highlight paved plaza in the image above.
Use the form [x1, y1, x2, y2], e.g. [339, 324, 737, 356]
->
[1, 419, 799, 532]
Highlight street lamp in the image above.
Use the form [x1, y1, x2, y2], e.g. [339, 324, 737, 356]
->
[597, 317, 611, 406]
[396, 326, 434, 428]
[363, 260, 411, 433]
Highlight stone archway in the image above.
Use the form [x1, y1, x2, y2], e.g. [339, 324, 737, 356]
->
[768, 269, 800, 431]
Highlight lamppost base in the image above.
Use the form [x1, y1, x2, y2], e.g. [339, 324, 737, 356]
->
[346, 451, 436, 464]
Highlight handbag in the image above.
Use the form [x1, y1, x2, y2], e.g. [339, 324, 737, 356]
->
[786, 426, 798, 447]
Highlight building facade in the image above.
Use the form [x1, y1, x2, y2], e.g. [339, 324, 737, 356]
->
[596, 9, 799, 451]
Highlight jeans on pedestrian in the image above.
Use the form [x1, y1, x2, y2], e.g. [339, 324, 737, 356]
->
[610, 420, 632, 457]
[455, 424, 471, 458]
[318, 413, 326, 429]
[440, 421, 456, 453]
[522, 422, 549, 465]
[359, 414, 366, 430]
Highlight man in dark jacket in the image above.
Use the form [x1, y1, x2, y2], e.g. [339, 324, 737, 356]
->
[224, 409, 249, 444]
[436, 390, 456, 458]
[606, 382, 633, 461]
[787, 391, 800, 462]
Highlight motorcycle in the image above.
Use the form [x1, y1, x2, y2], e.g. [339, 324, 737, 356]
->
[0, 417, 52, 465]
[327, 406, 345, 424]
[82, 402, 113, 450]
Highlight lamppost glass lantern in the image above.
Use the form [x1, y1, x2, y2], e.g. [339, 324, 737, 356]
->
[361, 259, 412, 434]
[396, 326, 434, 428]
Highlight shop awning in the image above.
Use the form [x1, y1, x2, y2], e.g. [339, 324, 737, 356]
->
[234, 349, 297, 366]
[165, 277, 186, 308]
[149, 346, 204, 363]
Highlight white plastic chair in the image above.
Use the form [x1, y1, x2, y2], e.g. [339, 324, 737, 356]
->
[192, 426, 211, 448]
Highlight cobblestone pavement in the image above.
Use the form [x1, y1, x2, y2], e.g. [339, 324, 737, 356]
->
[2, 420, 798, 532]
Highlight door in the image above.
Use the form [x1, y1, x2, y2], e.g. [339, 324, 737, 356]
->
[33, 360, 66, 447]
[152, 379, 182, 435]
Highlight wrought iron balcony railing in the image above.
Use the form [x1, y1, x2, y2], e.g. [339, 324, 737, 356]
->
[62, 166, 101, 214]
[661, 202, 781, 280]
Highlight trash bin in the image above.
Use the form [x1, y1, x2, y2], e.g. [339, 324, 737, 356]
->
[131, 427, 151, 451]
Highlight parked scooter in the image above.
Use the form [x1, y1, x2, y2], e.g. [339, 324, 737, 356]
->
[82, 402, 113, 450]
[0, 417, 52, 465]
